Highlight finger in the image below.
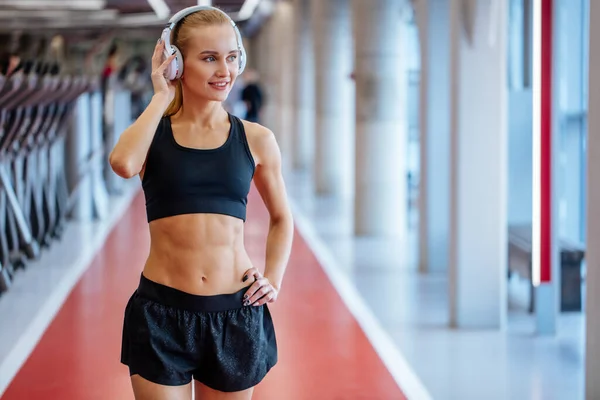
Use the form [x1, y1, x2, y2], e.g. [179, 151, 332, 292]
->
[242, 267, 261, 283]
[247, 280, 272, 304]
[156, 53, 176, 73]
[244, 278, 269, 304]
[151, 55, 176, 81]
[249, 287, 270, 306]
[241, 269, 253, 283]
[151, 40, 165, 68]
[252, 291, 275, 307]
[242, 276, 259, 302]
[152, 39, 163, 56]
[243, 277, 265, 301]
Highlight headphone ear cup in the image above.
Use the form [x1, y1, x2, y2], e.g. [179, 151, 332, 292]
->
[162, 47, 174, 81]
[231, 25, 246, 75]
[163, 45, 183, 81]
[171, 46, 184, 79]
[239, 50, 246, 75]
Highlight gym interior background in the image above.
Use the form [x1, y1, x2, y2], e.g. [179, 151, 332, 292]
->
[0, 0, 599, 399]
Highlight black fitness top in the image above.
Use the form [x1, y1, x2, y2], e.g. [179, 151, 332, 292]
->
[142, 113, 255, 222]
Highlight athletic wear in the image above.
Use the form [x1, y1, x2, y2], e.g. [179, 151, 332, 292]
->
[142, 113, 255, 223]
[121, 274, 278, 391]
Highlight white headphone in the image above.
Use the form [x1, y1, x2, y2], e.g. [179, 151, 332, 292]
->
[160, 5, 247, 81]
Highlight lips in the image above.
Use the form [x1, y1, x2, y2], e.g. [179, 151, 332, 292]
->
[209, 81, 230, 90]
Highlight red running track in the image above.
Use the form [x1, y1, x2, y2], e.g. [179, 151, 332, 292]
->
[2, 189, 406, 400]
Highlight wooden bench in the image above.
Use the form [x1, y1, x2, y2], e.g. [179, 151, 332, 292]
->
[508, 224, 586, 312]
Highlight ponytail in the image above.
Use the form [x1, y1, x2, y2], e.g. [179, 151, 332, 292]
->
[163, 79, 183, 117]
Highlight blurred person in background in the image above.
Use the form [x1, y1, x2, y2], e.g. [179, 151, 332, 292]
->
[102, 43, 119, 83]
[240, 68, 264, 123]
[0, 52, 21, 76]
[0, 34, 24, 77]
[222, 70, 246, 117]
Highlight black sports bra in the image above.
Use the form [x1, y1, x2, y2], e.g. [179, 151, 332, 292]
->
[141, 113, 255, 222]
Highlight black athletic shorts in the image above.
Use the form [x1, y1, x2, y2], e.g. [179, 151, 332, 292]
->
[120, 274, 278, 391]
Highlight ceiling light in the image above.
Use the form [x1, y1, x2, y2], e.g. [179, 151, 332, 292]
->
[0, 0, 105, 10]
[237, 0, 261, 21]
[0, 9, 117, 20]
[147, 0, 170, 19]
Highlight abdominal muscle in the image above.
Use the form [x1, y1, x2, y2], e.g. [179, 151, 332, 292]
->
[142, 213, 254, 296]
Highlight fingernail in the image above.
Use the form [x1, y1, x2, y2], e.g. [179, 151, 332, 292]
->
[243, 301, 249, 306]
[243, 295, 248, 300]
[242, 275, 248, 282]
[157, 38, 162, 44]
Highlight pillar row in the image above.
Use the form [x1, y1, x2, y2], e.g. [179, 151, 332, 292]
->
[352, 0, 407, 236]
[291, 0, 315, 172]
[311, 0, 354, 197]
[448, 0, 508, 328]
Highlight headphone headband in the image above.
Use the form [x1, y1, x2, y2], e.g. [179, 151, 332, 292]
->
[160, 5, 246, 81]
[167, 5, 238, 29]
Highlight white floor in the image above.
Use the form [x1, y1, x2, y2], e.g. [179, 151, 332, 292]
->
[285, 168, 585, 400]
[0, 166, 585, 400]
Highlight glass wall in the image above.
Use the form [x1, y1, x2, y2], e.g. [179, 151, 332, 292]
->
[555, 0, 588, 244]
[405, 6, 421, 223]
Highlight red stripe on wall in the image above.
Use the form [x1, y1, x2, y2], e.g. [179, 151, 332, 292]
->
[540, 0, 553, 283]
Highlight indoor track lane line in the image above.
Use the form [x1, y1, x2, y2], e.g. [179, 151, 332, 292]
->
[1, 188, 409, 400]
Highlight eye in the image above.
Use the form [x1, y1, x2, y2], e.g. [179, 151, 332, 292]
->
[204, 56, 216, 62]
[227, 55, 237, 62]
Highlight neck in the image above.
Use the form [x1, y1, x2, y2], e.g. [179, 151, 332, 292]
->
[177, 93, 226, 127]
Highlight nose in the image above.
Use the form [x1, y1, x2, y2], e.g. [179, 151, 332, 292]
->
[215, 59, 230, 77]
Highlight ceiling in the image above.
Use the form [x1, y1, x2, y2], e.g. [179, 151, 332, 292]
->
[0, 0, 269, 33]
[105, 0, 247, 15]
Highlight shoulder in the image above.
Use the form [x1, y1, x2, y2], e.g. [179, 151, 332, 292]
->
[240, 119, 272, 142]
[239, 119, 280, 166]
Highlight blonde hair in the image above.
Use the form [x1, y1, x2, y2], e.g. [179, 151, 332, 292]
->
[163, 8, 231, 117]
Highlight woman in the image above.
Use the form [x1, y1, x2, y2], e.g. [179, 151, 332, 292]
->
[109, 6, 294, 400]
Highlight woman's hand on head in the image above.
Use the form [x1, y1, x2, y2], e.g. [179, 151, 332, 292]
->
[242, 267, 279, 307]
[151, 39, 177, 103]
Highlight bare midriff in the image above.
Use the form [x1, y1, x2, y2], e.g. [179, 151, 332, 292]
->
[142, 213, 254, 296]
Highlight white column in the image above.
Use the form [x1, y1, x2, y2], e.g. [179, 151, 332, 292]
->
[255, 3, 294, 167]
[352, 0, 407, 236]
[585, 1, 600, 398]
[311, 0, 353, 197]
[90, 88, 109, 220]
[256, 14, 278, 133]
[68, 94, 93, 220]
[274, 2, 294, 170]
[448, 0, 508, 328]
[416, 0, 451, 272]
[292, 0, 315, 171]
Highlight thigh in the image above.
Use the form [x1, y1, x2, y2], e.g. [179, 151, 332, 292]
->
[132, 374, 192, 400]
[194, 381, 254, 400]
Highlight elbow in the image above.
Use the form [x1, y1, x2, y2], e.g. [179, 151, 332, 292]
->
[109, 151, 139, 179]
[270, 211, 294, 232]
